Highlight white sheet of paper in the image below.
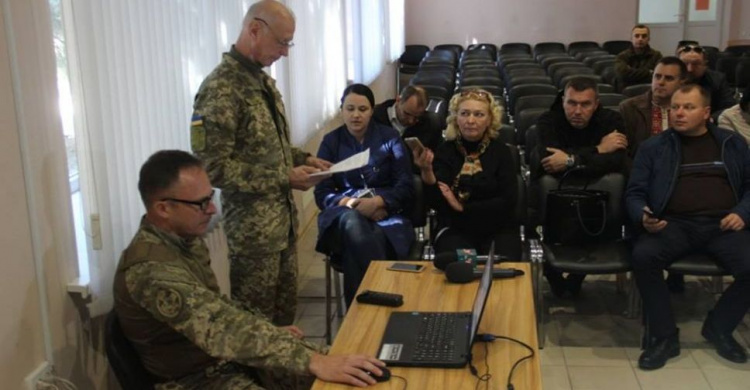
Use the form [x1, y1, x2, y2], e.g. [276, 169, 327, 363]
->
[309, 148, 370, 176]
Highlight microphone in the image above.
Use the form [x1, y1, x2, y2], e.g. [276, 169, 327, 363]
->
[445, 262, 524, 284]
[433, 251, 503, 271]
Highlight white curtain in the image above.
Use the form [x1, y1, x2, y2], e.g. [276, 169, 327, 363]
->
[285, 0, 348, 145]
[387, 0, 405, 62]
[66, 0, 249, 311]
[358, 0, 386, 84]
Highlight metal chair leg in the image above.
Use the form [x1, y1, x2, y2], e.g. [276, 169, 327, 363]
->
[529, 239, 545, 349]
[324, 256, 333, 345]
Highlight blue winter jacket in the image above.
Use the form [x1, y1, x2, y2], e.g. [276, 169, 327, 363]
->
[624, 124, 750, 229]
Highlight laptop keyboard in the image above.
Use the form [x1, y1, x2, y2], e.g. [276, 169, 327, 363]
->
[413, 313, 458, 361]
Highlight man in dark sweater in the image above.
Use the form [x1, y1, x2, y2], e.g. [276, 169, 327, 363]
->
[625, 84, 750, 370]
[372, 85, 443, 156]
[678, 44, 735, 118]
[615, 25, 662, 90]
[534, 77, 627, 295]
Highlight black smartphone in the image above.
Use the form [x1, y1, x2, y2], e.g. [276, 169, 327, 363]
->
[387, 262, 425, 273]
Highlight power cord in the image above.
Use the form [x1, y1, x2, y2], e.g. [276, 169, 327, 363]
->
[391, 374, 408, 390]
[468, 342, 492, 390]
[473, 333, 536, 390]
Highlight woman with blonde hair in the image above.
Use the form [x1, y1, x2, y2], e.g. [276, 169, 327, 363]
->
[415, 89, 520, 259]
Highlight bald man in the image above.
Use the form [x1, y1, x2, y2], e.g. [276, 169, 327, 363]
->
[191, 0, 331, 325]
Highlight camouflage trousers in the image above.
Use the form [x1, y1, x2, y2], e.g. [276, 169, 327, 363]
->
[155, 362, 314, 390]
[230, 241, 298, 326]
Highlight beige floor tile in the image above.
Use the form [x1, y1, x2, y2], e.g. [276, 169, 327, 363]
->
[690, 348, 750, 371]
[563, 346, 630, 367]
[634, 367, 710, 390]
[702, 368, 750, 390]
[540, 346, 566, 366]
[541, 365, 572, 390]
[567, 366, 640, 390]
[625, 347, 699, 369]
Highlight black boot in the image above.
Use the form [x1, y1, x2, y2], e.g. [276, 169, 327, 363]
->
[638, 329, 680, 370]
[702, 312, 748, 363]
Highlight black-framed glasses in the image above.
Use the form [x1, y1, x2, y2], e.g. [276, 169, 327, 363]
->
[162, 190, 215, 212]
[678, 45, 704, 54]
[254, 17, 294, 48]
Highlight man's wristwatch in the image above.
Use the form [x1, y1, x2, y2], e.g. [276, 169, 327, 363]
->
[565, 154, 576, 168]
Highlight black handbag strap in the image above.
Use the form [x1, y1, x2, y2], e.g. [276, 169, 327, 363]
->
[574, 198, 608, 236]
[557, 165, 592, 190]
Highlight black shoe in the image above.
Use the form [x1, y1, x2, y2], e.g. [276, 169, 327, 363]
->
[546, 271, 567, 297]
[566, 273, 585, 296]
[666, 272, 685, 293]
[702, 319, 748, 363]
[638, 330, 680, 370]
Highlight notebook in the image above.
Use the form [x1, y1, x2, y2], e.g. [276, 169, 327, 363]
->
[376, 242, 496, 368]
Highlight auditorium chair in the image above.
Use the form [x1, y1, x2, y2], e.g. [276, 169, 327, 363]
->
[466, 43, 498, 59]
[500, 42, 533, 55]
[736, 60, 750, 91]
[602, 40, 630, 55]
[459, 76, 504, 91]
[433, 44, 463, 60]
[459, 68, 502, 81]
[716, 57, 743, 88]
[531, 173, 632, 348]
[505, 75, 554, 90]
[323, 175, 429, 344]
[551, 66, 593, 86]
[507, 83, 558, 115]
[499, 57, 536, 69]
[557, 73, 601, 90]
[515, 107, 548, 146]
[536, 53, 573, 63]
[533, 42, 567, 59]
[725, 45, 750, 57]
[592, 59, 616, 75]
[506, 67, 548, 80]
[106, 310, 156, 390]
[597, 93, 626, 108]
[541, 57, 577, 70]
[514, 95, 556, 121]
[547, 62, 586, 78]
[584, 55, 615, 68]
[574, 50, 610, 62]
[568, 41, 601, 57]
[622, 83, 651, 98]
[597, 83, 615, 94]
[399, 45, 429, 74]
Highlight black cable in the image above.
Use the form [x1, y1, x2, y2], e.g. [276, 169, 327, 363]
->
[391, 374, 408, 390]
[475, 333, 536, 390]
[469, 342, 492, 390]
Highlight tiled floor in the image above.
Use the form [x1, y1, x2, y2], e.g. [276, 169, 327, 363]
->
[293, 223, 750, 389]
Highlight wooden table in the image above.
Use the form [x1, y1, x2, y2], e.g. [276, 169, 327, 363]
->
[311, 261, 542, 389]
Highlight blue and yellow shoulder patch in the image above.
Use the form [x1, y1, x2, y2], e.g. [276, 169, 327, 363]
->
[190, 113, 206, 152]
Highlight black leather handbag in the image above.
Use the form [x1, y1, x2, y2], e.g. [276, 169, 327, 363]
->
[544, 169, 609, 245]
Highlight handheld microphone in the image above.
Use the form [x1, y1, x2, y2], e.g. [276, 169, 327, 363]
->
[433, 251, 504, 271]
[445, 262, 524, 284]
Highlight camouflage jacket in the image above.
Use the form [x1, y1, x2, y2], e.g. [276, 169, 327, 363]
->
[113, 218, 316, 381]
[191, 46, 309, 254]
[614, 45, 662, 87]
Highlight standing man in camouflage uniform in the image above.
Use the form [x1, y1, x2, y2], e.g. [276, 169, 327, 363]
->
[114, 150, 385, 389]
[191, 0, 331, 325]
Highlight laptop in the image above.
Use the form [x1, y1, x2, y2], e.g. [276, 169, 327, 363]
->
[376, 242, 496, 368]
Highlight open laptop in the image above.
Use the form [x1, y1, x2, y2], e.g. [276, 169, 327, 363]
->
[376, 242, 496, 368]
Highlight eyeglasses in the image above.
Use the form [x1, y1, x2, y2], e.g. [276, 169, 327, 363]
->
[459, 89, 491, 102]
[678, 45, 704, 54]
[254, 17, 295, 48]
[162, 190, 215, 212]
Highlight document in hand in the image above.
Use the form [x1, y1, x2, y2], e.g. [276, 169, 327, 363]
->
[309, 148, 370, 176]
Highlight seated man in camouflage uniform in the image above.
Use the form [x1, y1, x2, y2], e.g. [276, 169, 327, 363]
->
[113, 150, 385, 389]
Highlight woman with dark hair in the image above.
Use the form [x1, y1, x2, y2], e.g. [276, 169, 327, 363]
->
[315, 84, 415, 306]
[718, 86, 750, 144]
[414, 89, 520, 260]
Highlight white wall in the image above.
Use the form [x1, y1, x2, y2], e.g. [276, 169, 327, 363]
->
[405, 0, 639, 48]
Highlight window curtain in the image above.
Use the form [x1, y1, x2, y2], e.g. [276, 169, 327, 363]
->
[358, 0, 386, 84]
[386, 0, 405, 62]
[66, 0, 250, 312]
[285, 0, 348, 145]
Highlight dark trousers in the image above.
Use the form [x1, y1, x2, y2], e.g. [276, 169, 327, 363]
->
[434, 227, 522, 261]
[328, 209, 395, 307]
[631, 216, 750, 339]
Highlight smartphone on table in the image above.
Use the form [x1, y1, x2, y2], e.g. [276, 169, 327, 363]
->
[387, 262, 425, 273]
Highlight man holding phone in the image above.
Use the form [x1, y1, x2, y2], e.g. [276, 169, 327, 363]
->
[373, 86, 443, 171]
[625, 85, 750, 370]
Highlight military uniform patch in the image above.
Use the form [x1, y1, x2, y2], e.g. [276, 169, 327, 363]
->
[156, 288, 183, 319]
[191, 114, 206, 152]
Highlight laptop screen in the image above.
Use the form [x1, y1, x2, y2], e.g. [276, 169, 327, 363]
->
[468, 241, 495, 343]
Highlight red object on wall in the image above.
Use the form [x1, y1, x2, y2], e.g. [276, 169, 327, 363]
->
[696, 0, 709, 11]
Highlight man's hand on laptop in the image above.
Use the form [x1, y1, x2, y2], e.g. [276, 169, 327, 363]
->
[309, 353, 386, 387]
